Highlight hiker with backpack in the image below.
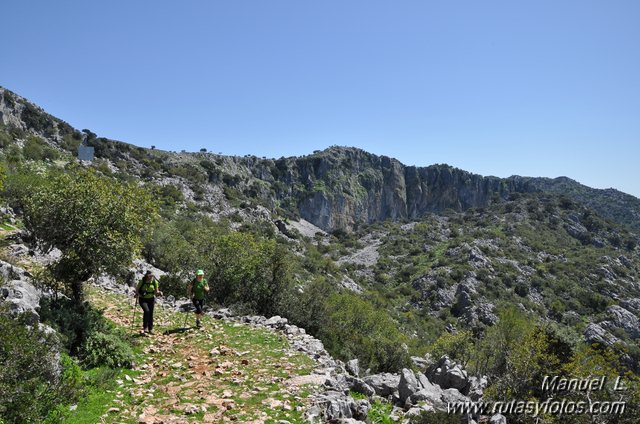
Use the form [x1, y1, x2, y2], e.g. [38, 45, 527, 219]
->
[187, 269, 209, 328]
[136, 270, 162, 334]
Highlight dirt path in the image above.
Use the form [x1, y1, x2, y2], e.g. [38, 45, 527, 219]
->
[88, 287, 318, 423]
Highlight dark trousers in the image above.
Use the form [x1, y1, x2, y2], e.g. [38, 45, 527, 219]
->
[193, 298, 205, 315]
[139, 297, 155, 331]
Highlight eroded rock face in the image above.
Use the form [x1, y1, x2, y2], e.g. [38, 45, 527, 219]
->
[584, 323, 619, 347]
[398, 368, 420, 404]
[425, 356, 470, 392]
[601, 305, 640, 339]
[363, 373, 400, 398]
[309, 390, 370, 422]
[0, 260, 40, 325]
[284, 148, 530, 232]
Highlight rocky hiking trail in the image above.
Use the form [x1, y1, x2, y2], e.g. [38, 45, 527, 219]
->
[76, 286, 321, 423]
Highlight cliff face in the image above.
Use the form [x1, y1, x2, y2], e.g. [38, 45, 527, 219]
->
[2, 86, 639, 233]
[267, 147, 539, 231]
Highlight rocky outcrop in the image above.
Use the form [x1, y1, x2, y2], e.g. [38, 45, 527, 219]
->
[363, 373, 400, 398]
[0, 260, 40, 324]
[600, 305, 640, 339]
[584, 323, 619, 347]
[284, 148, 534, 231]
[425, 356, 471, 393]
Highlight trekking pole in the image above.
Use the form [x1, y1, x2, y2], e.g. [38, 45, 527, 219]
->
[183, 300, 191, 328]
[165, 295, 175, 328]
[131, 295, 137, 330]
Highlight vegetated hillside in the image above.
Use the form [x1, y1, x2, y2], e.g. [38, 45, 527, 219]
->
[334, 192, 640, 353]
[2, 83, 640, 364]
[2, 85, 640, 234]
[524, 176, 640, 234]
[2, 85, 640, 422]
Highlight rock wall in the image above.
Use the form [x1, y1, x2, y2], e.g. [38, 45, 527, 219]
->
[269, 147, 538, 231]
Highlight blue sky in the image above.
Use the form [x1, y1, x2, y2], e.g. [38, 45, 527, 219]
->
[2, 1, 639, 196]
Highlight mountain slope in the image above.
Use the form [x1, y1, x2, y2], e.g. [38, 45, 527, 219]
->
[2, 85, 639, 234]
[3, 85, 640, 422]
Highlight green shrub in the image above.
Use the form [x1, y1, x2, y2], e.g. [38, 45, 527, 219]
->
[22, 136, 60, 161]
[60, 133, 82, 152]
[39, 297, 106, 354]
[0, 130, 12, 148]
[428, 330, 474, 368]
[158, 273, 189, 300]
[287, 277, 335, 336]
[0, 315, 80, 423]
[80, 329, 134, 368]
[321, 292, 410, 372]
[39, 297, 134, 369]
[208, 233, 294, 317]
[368, 399, 394, 424]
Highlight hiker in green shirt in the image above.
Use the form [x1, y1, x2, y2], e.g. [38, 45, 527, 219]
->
[136, 270, 162, 334]
[187, 269, 209, 328]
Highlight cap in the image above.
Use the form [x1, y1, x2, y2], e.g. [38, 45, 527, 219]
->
[196, 269, 205, 276]
[145, 270, 153, 275]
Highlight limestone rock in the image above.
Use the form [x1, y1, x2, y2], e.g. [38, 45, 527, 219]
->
[490, 413, 507, 424]
[346, 358, 360, 377]
[425, 356, 470, 392]
[584, 323, 619, 347]
[398, 368, 420, 403]
[602, 305, 640, 339]
[363, 373, 400, 398]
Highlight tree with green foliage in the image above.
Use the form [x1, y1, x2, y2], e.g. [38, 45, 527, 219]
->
[21, 167, 157, 304]
[23, 135, 60, 161]
[428, 330, 474, 368]
[561, 345, 640, 423]
[321, 292, 410, 372]
[206, 232, 293, 316]
[477, 307, 560, 401]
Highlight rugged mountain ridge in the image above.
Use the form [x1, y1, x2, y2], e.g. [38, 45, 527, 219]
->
[268, 148, 538, 231]
[2, 85, 639, 233]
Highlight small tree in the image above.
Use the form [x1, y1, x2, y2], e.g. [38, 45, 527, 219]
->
[22, 167, 156, 304]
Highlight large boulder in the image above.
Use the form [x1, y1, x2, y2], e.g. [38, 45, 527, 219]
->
[490, 413, 507, 424]
[0, 279, 41, 325]
[602, 305, 640, 339]
[264, 315, 288, 329]
[313, 391, 370, 422]
[346, 358, 360, 377]
[425, 356, 470, 392]
[408, 382, 446, 410]
[467, 376, 488, 401]
[363, 373, 400, 398]
[0, 261, 40, 325]
[398, 368, 420, 404]
[346, 375, 375, 397]
[411, 356, 429, 370]
[584, 323, 619, 348]
[408, 380, 471, 412]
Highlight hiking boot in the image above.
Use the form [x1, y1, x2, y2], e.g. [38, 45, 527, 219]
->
[196, 319, 201, 328]
[148, 329, 154, 335]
